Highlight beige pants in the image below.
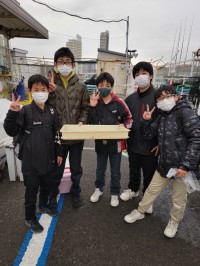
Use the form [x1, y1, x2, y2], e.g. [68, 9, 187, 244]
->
[138, 171, 187, 223]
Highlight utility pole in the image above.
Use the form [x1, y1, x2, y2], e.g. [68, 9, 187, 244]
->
[125, 16, 129, 62]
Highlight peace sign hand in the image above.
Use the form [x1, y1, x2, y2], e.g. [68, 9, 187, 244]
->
[48, 71, 56, 93]
[90, 91, 100, 107]
[10, 93, 21, 112]
[143, 104, 155, 120]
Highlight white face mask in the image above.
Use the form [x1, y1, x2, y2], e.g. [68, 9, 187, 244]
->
[32, 92, 49, 104]
[135, 74, 150, 88]
[57, 65, 72, 76]
[157, 97, 176, 111]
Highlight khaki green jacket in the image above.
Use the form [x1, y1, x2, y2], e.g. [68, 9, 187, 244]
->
[47, 71, 90, 144]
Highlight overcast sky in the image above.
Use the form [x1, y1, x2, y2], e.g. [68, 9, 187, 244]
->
[10, 0, 200, 65]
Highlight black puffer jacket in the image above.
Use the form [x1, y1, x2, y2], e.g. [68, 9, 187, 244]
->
[141, 98, 200, 177]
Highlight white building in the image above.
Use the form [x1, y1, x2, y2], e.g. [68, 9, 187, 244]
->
[66, 34, 82, 73]
[66, 34, 82, 59]
[100, 31, 109, 50]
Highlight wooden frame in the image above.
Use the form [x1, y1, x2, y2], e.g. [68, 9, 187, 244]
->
[61, 125, 130, 140]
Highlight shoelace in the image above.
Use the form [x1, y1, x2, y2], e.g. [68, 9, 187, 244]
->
[124, 189, 131, 193]
[167, 220, 177, 231]
[29, 219, 40, 226]
[112, 196, 118, 200]
[94, 190, 101, 196]
[130, 209, 138, 217]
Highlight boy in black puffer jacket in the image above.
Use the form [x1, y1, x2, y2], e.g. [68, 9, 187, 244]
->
[124, 85, 200, 238]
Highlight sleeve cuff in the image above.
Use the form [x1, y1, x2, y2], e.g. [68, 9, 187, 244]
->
[178, 165, 188, 171]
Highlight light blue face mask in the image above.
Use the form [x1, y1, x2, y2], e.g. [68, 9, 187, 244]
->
[98, 88, 111, 97]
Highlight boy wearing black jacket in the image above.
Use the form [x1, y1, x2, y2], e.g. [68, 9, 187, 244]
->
[89, 72, 132, 207]
[124, 85, 200, 238]
[4, 74, 62, 233]
[120, 62, 158, 214]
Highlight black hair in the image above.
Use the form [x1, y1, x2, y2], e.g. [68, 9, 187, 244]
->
[132, 61, 154, 79]
[54, 47, 75, 63]
[155, 85, 176, 100]
[28, 74, 49, 90]
[95, 72, 114, 86]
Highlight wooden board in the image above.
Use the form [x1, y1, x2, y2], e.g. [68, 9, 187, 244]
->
[60, 125, 130, 140]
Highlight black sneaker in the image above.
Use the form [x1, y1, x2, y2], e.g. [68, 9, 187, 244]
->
[72, 194, 82, 208]
[25, 218, 44, 233]
[39, 206, 58, 217]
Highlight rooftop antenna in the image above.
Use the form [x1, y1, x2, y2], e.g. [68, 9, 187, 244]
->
[179, 17, 187, 65]
[174, 23, 182, 66]
[168, 27, 178, 76]
[184, 14, 194, 64]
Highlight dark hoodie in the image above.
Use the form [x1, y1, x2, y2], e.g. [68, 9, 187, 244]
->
[141, 98, 200, 177]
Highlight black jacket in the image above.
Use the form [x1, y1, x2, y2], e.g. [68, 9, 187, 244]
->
[4, 101, 62, 176]
[89, 93, 132, 153]
[141, 98, 200, 177]
[125, 85, 158, 155]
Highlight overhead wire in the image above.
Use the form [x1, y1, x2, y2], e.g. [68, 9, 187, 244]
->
[32, 0, 127, 23]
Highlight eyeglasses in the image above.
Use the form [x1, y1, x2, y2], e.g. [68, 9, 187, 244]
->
[157, 94, 174, 102]
[56, 60, 73, 66]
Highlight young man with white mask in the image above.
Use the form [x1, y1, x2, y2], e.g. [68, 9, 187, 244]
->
[120, 62, 158, 214]
[4, 74, 62, 233]
[47, 47, 89, 209]
[124, 85, 200, 238]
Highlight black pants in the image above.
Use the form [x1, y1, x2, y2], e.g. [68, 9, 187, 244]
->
[24, 171, 53, 220]
[128, 151, 158, 194]
[49, 142, 84, 207]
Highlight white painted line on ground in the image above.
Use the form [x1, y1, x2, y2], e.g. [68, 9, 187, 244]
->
[19, 214, 52, 266]
[14, 195, 65, 266]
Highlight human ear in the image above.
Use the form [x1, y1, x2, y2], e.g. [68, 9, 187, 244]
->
[174, 95, 180, 102]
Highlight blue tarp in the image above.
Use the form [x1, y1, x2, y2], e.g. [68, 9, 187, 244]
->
[14, 79, 26, 100]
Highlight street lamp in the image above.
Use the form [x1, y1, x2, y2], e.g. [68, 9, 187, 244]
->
[128, 50, 138, 58]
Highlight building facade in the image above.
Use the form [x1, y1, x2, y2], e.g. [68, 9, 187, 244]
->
[100, 31, 109, 50]
[66, 34, 82, 73]
[97, 48, 133, 98]
[66, 34, 82, 59]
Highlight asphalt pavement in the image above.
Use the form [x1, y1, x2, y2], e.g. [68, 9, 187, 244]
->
[0, 140, 200, 266]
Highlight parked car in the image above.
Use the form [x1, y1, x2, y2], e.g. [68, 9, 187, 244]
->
[84, 74, 97, 85]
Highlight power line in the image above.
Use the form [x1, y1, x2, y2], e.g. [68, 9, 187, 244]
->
[32, 0, 127, 23]
[32, 0, 129, 62]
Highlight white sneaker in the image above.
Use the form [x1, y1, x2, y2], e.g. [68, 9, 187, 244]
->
[164, 220, 179, 238]
[110, 195, 119, 207]
[90, 188, 103, 203]
[124, 209, 145, 223]
[120, 189, 139, 201]
[145, 205, 153, 214]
